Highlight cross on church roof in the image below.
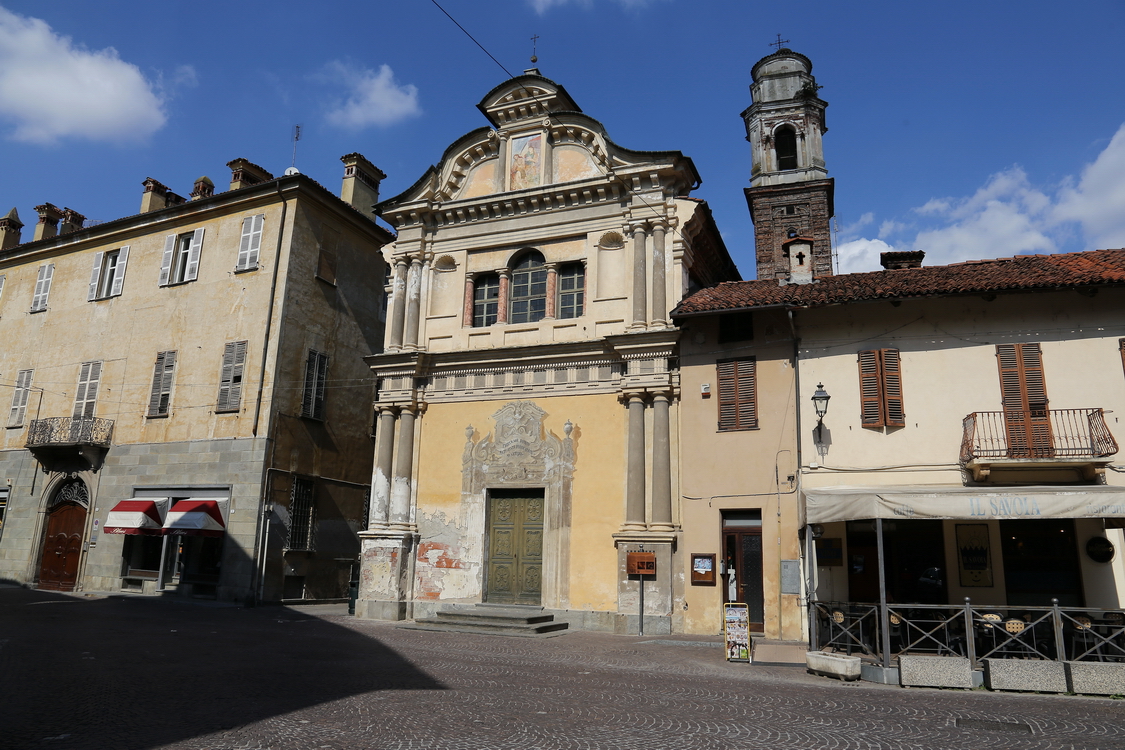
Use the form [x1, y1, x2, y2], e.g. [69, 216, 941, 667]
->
[770, 34, 790, 52]
[530, 34, 539, 64]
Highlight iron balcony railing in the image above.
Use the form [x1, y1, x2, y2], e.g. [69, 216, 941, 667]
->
[25, 417, 114, 448]
[961, 408, 1118, 462]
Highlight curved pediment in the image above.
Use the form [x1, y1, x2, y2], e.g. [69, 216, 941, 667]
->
[477, 71, 580, 127]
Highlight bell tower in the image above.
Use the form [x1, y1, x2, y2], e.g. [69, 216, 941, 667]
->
[742, 48, 834, 282]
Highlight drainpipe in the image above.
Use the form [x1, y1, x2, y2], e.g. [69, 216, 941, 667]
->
[249, 181, 289, 604]
[787, 308, 813, 644]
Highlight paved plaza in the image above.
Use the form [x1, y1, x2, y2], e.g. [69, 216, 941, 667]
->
[2, 585, 1124, 750]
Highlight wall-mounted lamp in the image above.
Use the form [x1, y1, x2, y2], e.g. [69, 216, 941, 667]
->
[811, 383, 831, 446]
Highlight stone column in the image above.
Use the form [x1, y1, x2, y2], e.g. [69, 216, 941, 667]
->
[389, 407, 416, 529]
[650, 223, 667, 327]
[496, 269, 511, 325]
[631, 225, 648, 328]
[544, 263, 558, 319]
[623, 392, 647, 531]
[403, 257, 423, 348]
[495, 133, 509, 191]
[462, 274, 475, 327]
[650, 392, 673, 531]
[369, 407, 397, 530]
[388, 259, 408, 349]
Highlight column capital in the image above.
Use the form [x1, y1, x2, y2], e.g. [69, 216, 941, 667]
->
[619, 390, 649, 405]
[628, 221, 649, 235]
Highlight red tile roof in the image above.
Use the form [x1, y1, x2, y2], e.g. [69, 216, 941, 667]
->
[672, 249, 1125, 315]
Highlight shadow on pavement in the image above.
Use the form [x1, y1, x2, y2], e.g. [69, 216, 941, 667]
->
[0, 586, 444, 749]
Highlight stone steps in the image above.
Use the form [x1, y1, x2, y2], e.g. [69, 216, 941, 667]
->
[400, 604, 570, 638]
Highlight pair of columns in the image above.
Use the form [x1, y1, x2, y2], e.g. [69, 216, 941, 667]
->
[388, 256, 424, 350]
[622, 390, 674, 532]
[630, 222, 669, 329]
[368, 405, 420, 531]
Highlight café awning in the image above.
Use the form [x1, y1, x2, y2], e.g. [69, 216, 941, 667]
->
[804, 484, 1125, 525]
[104, 498, 171, 535]
[163, 498, 229, 537]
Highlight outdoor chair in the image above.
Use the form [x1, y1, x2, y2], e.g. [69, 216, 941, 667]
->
[1070, 615, 1102, 661]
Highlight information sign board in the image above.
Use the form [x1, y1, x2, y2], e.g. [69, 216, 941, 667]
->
[724, 603, 751, 662]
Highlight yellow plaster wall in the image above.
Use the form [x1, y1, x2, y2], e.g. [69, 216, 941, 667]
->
[414, 392, 625, 611]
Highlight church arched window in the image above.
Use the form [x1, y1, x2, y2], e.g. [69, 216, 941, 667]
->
[473, 273, 500, 327]
[509, 251, 547, 324]
[775, 126, 798, 171]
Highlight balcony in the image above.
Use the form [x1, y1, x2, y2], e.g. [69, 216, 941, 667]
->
[25, 417, 114, 472]
[961, 409, 1118, 482]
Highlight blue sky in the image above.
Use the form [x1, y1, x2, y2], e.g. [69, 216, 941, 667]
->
[1, 1, 1124, 277]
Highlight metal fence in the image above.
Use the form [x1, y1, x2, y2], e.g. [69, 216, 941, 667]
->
[813, 599, 1125, 667]
[961, 408, 1117, 461]
[25, 417, 114, 447]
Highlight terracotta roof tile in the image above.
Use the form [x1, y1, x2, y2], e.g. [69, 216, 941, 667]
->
[672, 249, 1125, 316]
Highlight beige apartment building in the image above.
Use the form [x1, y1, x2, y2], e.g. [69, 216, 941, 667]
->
[356, 69, 739, 633]
[0, 155, 392, 603]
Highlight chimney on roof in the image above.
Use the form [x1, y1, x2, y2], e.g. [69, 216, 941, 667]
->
[340, 152, 385, 216]
[33, 203, 64, 241]
[59, 208, 85, 234]
[880, 250, 925, 270]
[227, 158, 274, 191]
[190, 176, 215, 201]
[0, 207, 24, 249]
[140, 178, 171, 213]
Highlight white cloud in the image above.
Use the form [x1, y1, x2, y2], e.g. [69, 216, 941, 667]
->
[0, 8, 166, 144]
[1053, 124, 1125, 250]
[878, 219, 908, 239]
[321, 62, 420, 129]
[838, 211, 873, 235]
[836, 237, 895, 275]
[528, 0, 662, 13]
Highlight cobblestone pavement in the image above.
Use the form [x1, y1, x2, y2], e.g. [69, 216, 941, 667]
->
[3, 586, 1125, 750]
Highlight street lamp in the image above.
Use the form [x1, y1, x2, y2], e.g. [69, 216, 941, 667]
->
[811, 383, 831, 446]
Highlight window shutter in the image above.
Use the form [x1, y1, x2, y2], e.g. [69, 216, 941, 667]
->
[88, 252, 104, 301]
[238, 214, 264, 269]
[217, 341, 247, 411]
[717, 358, 757, 431]
[0, 273, 6, 302]
[73, 361, 101, 418]
[302, 352, 317, 417]
[32, 263, 54, 311]
[159, 235, 176, 286]
[8, 369, 32, 427]
[148, 350, 176, 416]
[314, 353, 328, 420]
[1019, 343, 1048, 412]
[185, 227, 204, 281]
[858, 349, 885, 428]
[110, 246, 129, 297]
[881, 348, 905, 427]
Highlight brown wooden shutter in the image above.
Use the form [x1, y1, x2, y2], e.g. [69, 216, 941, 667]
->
[858, 350, 884, 428]
[881, 349, 905, 427]
[717, 358, 757, 431]
[996, 343, 1051, 457]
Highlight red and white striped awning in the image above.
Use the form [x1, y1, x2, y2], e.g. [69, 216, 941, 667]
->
[104, 498, 171, 535]
[163, 498, 229, 537]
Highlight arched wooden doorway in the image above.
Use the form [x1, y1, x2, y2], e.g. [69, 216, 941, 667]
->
[38, 479, 89, 591]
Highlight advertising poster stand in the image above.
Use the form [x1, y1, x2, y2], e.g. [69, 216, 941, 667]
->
[724, 603, 751, 662]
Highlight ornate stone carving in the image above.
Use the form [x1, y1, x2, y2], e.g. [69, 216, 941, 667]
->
[462, 401, 575, 490]
[49, 478, 89, 508]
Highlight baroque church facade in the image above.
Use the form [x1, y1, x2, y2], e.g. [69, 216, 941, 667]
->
[356, 69, 739, 633]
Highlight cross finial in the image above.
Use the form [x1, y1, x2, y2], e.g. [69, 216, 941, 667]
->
[770, 34, 790, 52]
[530, 34, 540, 64]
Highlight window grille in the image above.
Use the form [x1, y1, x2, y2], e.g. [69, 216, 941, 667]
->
[287, 477, 316, 551]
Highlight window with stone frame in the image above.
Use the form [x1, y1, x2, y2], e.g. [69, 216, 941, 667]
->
[473, 273, 500, 327]
[509, 251, 547, 324]
[160, 229, 204, 286]
[558, 263, 585, 319]
[774, 125, 798, 171]
[88, 247, 130, 301]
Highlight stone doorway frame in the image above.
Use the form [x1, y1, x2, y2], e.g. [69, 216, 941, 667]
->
[29, 473, 95, 590]
[463, 401, 575, 609]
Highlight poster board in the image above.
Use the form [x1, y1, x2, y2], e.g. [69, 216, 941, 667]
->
[724, 603, 751, 662]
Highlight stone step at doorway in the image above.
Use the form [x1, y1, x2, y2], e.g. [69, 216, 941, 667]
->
[399, 603, 570, 638]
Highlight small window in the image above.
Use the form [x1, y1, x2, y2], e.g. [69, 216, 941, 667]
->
[775, 126, 798, 171]
[858, 348, 905, 428]
[88, 247, 131, 301]
[718, 311, 754, 344]
[717, 358, 757, 431]
[237, 215, 264, 270]
[301, 350, 329, 420]
[287, 477, 317, 551]
[147, 351, 177, 417]
[216, 341, 248, 412]
[160, 229, 204, 286]
[72, 361, 102, 419]
[510, 252, 547, 324]
[473, 273, 500, 327]
[30, 263, 54, 312]
[7, 369, 33, 428]
[558, 263, 584, 319]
